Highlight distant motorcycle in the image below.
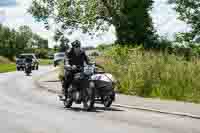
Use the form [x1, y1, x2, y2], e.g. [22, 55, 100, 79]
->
[24, 58, 32, 76]
[59, 63, 116, 110]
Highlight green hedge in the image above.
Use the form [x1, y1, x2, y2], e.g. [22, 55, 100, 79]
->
[99, 45, 200, 103]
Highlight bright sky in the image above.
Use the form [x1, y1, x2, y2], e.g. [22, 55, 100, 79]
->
[0, 0, 191, 48]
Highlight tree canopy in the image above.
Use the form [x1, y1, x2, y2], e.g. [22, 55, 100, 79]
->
[0, 24, 48, 59]
[29, 0, 157, 46]
[169, 0, 200, 40]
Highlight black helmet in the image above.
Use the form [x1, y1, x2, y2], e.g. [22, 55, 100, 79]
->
[71, 40, 81, 48]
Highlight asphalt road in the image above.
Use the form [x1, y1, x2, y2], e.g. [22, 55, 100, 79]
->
[0, 66, 200, 133]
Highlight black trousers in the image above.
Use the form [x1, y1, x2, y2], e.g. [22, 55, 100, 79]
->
[62, 70, 74, 96]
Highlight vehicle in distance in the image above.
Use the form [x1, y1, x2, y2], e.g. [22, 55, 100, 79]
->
[54, 52, 65, 67]
[16, 53, 39, 71]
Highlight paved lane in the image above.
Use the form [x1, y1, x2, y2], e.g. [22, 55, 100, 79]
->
[0, 66, 199, 133]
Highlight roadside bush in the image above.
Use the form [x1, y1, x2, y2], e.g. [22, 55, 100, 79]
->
[34, 48, 49, 59]
[90, 51, 99, 57]
[99, 45, 200, 103]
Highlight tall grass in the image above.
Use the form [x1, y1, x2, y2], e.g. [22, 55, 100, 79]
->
[98, 46, 200, 103]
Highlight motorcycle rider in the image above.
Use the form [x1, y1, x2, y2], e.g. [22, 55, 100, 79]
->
[24, 56, 33, 74]
[61, 40, 90, 99]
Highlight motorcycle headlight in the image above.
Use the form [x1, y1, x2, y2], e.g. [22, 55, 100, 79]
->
[84, 66, 94, 75]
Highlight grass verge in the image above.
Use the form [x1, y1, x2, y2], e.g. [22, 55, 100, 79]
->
[0, 64, 16, 73]
[39, 59, 53, 65]
[0, 56, 16, 73]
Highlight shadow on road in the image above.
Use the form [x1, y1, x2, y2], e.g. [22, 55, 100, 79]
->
[44, 80, 60, 82]
[94, 106, 124, 112]
[65, 106, 124, 113]
[25, 74, 32, 77]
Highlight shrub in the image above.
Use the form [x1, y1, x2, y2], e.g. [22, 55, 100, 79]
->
[90, 51, 99, 57]
[99, 45, 200, 103]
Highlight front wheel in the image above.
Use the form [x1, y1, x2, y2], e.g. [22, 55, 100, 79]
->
[16, 67, 20, 71]
[36, 65, 39, 70]
[63, 98, 73, 108]
[54, 62, 57, 67]
[83, 87, 95, 111]
[103, 96, 113, 108]
[26, 72, 30, 76]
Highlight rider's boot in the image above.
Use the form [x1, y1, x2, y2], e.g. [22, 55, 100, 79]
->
[59, 88, 66, 101]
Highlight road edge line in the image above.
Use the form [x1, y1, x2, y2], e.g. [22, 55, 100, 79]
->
[113, 104, 200, 119]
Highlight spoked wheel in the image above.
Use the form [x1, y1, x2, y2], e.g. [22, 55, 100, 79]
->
[83, 87, 95, 111]
[63, 97, 73, 108]
[36, 65, 39, 70]
[103, 96, 113, 108]
[26, 73, 30, 76]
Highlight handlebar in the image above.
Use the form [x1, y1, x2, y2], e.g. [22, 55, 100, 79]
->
[64, 65, 83, 71]
[64, 63, 105, 74]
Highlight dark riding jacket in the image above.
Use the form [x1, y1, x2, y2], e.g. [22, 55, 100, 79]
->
[65, 49, 90, 67]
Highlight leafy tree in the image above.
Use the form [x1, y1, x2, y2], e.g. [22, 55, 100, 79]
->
[53, 29, 69, 52]
[18, 25, 33, 49]
[32, 34, 48, 49]
[0, 24, 48, 59]
[29, 0, 157, 46]
[59, 36, 69, 52]
[169, 0, 200, 40]
[34, 48, 49, 58]
[195, 37, 200, 43]
[53, 30, 64, 42]
[175, 32, 194, 43]
[54, 44, 59, 52]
